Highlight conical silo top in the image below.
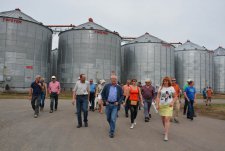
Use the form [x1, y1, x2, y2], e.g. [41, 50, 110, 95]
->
[175, 40, 207, 51]
[214, 46, 225, 56]
[0, 8, 39, 23]
[74, 18, 112, 31]
[128, 32, 166, 44]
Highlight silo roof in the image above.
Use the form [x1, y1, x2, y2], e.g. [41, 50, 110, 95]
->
[214, 46, 225, 56]
[175, 40, 207, 51]
[128, 32, 166, 44]
[74, 18, 111, 31]
[0, 8, 39, 23]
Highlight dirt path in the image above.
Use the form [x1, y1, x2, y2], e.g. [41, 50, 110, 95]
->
[0, 99, 225, 151]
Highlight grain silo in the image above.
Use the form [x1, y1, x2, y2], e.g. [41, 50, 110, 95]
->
[214, 46, 225, 93]
[50, 48, 58, 77]
[175, 40, 214, 92]
[121, 33, 175, 85]
[58, 18, 121, 89]
[0, 9, 52, 92]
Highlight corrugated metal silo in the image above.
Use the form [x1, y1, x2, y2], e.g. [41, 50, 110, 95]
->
[0, 9, 52, 92]
[121, 33, 175, 85]
[50, 48, 58, 77]
[213, 46, 225, 93]
[175, 40, 214, 92]
[58, 18, 121, 89]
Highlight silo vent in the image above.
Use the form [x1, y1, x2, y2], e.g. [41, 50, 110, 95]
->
[187, 40, 190, 42]
[89, 18, 93, 22]
[15, 8, 21, 11]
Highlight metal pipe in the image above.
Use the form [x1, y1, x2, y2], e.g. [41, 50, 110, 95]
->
[46, 25, 76, 27]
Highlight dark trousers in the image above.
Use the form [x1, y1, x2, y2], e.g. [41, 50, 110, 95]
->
[187, 100, 194, 118]
[183, 98, 189, 115]
[130, 102, 139, 123]
[89, 92, 95, 110]
[31, 95, 41, 115]
[76, 95, 88, 125]
[124, 96, 130, 116]
[50, 92, 58, 110]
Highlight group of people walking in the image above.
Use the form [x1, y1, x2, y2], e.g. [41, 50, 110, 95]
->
[29, 74, 201, 141]
[29, 75, 61, 118]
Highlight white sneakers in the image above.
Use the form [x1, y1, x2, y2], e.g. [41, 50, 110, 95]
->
[130, 123, 134, 129]
[164, 135, 168, 141]
[130, 121, 137, 129]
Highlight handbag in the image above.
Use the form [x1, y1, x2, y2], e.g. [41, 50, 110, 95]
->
[130, 100, 138, 106]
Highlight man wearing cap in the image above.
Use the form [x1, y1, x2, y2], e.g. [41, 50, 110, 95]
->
[89, 79, 96, 111]
[48, 76, 61, 113]
[183, 79, 191, 115]
[29, 75, 43, 118]
[101, 75, 123, 138]
[171, 78, 181, 123]
[72, 74, 90, 128]
[141, 79, 155, 122]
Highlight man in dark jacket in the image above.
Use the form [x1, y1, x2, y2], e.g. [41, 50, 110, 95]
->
[101, 75, 123, 138]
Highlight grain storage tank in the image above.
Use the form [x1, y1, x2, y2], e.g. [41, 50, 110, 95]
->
[50, 48, 58, 77]
[0, 9, 52, 92]
[58, 18, 121, 89]
[121, 33, 175, 85]
[175, 40, 214, 92]
[214, 46, 225, 93]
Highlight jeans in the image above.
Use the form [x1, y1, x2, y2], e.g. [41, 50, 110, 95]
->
[50, 92, 58, 111]
[187, 100, 194, 118]
[89, 92, 95, 110]
[143, 99, 152, 118]
[105, 103, 118, 135]
[76, 95, 88, 125]
[130, 102, 139, 123]
[31, 95, 41, 115]
[183, 98, 189, 115]
[40, 92, 46, 108]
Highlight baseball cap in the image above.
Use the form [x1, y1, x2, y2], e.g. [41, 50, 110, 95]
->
[51, 76, 56, 79]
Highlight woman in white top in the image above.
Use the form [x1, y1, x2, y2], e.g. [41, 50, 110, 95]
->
[95, 79, 106, 114]
[156, 76, 177, 141]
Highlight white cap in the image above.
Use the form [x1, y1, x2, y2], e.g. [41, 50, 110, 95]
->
[51, 76, 56, 79]
[187, 79, 192, 82]
[145, 78, 151, 82]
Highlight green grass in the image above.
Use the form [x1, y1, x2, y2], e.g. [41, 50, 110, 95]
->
[195, 104, 225, 120]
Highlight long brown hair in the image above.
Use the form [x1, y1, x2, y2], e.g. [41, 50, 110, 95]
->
[161, 76, 172, 88]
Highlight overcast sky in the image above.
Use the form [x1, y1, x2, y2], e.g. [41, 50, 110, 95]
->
[1, 0, 225, 50]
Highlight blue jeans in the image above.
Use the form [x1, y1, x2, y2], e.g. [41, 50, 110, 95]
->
[40, 92, 46, 108]
[105, 103, 118, 135]
[31, 95, 41, 115]
[187, 100, 194, 118]
[76, 95, 88, 125]
[144, 99, 152, 118]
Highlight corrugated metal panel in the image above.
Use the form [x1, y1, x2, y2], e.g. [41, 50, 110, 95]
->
[0, 9, 52, 91]
[121, 33, 175, 86]
[0, 9, 39, 23]
[175, 40, 214, 92]
[58, 20, 121, 89]
[214, 47, 225, 92]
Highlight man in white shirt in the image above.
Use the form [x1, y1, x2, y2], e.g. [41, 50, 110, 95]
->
[72, 74, 90, 128]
